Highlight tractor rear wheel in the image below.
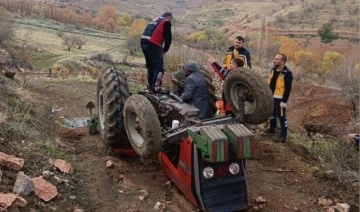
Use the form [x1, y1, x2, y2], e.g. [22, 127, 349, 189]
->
[198, 65, 217, 118]
[124, 94, 162, 158]
[224, 67, 273, 125]
[97, 67, 130, 147]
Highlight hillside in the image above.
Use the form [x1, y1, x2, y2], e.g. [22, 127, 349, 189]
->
[68, 0, 359, 37]
[0, 1, 359, 211]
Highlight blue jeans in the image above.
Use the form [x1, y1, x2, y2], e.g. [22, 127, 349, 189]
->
[269, 98, 288, 138]
[140, 41, 164, 92]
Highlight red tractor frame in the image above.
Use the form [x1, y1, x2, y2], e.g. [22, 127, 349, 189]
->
[97, 66, 273, 211]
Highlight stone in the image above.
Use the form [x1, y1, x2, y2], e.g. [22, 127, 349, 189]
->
[13, 171, 34, 196]
[54, 159, 73, 174]
[317, 197, 334, 207]
[32, 176, 58, 202]
[0, 193, 27, 209]
[0, 152, 24, 171]
[140, 189, 148, 197]
[0, 193, 17, 209]
[106, 160, 114, 168]
[13, 196, 27, 207]
[255, 196, 267, 203]
[154, 201, 162, 210]
[327, 203, 350, 212]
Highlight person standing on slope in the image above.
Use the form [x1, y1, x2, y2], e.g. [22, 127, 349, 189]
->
[140, 12, 173, 93]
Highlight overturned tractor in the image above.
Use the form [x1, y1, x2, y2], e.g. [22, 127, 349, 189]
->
[96, 66, 273, 211]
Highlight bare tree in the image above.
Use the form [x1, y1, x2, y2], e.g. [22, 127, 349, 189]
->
[332, 57, 360, 116]
[73, 35, 87, 50]
[125, 34, 141, 55]
[62, 35, 76, 51]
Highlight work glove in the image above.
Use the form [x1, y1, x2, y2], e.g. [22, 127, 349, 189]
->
[280, 102, 287, 108]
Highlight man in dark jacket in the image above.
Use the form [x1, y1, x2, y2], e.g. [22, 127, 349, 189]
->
[266, 53, 293, 143]
[176, 60, 210, 120]
[223, 35, 251, 69]
[140, 12, 172, 93]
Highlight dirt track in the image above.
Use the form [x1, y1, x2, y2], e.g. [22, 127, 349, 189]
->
[0, 74, 357, 212]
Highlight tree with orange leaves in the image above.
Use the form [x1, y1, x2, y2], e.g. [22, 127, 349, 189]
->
[277, 36, 301, 62]
[94, 5, 118, 32]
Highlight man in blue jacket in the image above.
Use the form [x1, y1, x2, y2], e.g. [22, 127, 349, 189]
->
[140, 12, 172, 93]
[267, 53, 293, 143]
[175, 60, 210, 120]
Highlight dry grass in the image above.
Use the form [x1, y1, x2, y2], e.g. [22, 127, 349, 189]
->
[0, 111, 7, 123]
[14, 25, 126, 70]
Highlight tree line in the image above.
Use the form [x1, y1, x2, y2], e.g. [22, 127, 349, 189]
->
[0, 1, 120, 33]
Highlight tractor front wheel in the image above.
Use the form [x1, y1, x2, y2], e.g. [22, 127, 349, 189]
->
[124, 94, 162, 158]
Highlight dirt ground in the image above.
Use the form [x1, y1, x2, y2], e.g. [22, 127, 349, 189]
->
[0, 73, 358, 212]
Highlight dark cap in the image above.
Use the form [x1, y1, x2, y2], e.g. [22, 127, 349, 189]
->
[184, 60, 198, 72]
[162, 12, 173, 18]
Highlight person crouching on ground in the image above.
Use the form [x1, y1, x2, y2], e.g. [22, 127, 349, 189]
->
[172, 60, 210, 120]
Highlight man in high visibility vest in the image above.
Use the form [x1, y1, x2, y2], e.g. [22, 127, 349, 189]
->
[140, 12, 173, 93]
[267, 53, 293, 143]
[223, 36, 252, 69]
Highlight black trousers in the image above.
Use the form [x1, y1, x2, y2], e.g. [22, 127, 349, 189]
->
[140, 41, 164, 92]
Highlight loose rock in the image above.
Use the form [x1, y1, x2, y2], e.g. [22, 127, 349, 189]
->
[0, 193, 27, 209]
[327, 203, 350, 212]
[0, 151, 24, 171]
[317, 197, 334, 207]
[32, 176, 58, 202]
[255, 196, 267, 203]
[106, 160, 114, 168]
[13, 171, 34, 196]
[54, 159, 73, 174]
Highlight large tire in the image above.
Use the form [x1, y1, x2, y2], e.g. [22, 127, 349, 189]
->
[224, 67, 273, 125]
[124, 94, 162, 158]
[198, 65, 217, 118]
[97, 67, 130, 147]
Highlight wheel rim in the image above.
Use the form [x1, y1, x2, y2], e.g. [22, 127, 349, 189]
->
[98, 90, 105, 130]
[231, 83, 256, 114]
[128, 112, 145, 147]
